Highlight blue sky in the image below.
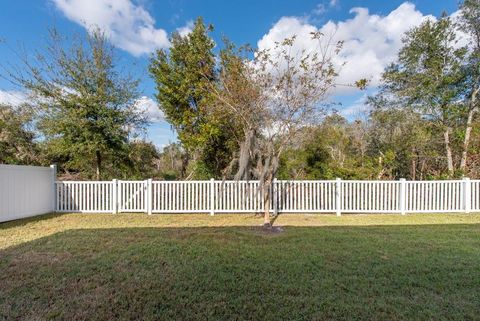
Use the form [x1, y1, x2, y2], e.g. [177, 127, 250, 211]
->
[0, 0, 459, 149]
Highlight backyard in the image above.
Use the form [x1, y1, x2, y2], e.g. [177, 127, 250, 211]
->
[1, 213, 480, 320]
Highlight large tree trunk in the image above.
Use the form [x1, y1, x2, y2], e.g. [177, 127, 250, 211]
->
[460, 89, 478, 173]
[444, 128, 454, 176]
[95, 150, 102, 180]
[181, 151, 190, 179]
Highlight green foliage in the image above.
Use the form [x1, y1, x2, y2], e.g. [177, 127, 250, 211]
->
[278, 114, 380, 180]
[382, 17, 467, 118]
[0, 105, 38, 165]
[373, 15, 471, 177]
[154, 143, 187, 180]
[8, 28, 145, 179]
[124, 140, 160, 180]
[149, 18, 238, 178]
[367, 106, 439, 179]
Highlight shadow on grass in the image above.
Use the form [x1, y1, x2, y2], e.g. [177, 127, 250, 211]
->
[0, 212, 66, 229]
[1, 225, 479, 321]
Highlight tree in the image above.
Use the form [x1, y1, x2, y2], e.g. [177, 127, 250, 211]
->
[125, 140, 160, 179]
[367, 105, 438, 179]
[4, 28, 145, 179]
[149, 17, 239, 178]
[278, 114, 380, 180]
[377, 16, 468, 176]
[210, 34, 345, 227]
[0, 104, 38, 164]
[459, 0, 480, 172]
[153, 143, 186, 180]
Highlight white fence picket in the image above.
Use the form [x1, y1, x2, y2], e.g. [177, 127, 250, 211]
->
[56, 181, 113, 213]
[54, 178, 480, 215]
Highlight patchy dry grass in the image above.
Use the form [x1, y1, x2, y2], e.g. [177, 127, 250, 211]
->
[1, 213, 480, 320]
[2, 212, 480, 250]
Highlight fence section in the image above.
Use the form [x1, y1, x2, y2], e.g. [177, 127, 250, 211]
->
[118, 180, 147, 213]
[0, 164, 56, 222]
[54, 178, 480, 215]
[405, 180, 465, 213]
[152, 180, 211, 213]
[56, 181, 114, 213]
[340, 180, 401, 213]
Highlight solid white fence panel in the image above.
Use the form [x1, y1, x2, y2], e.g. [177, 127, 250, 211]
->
[0, 164, 55, 222]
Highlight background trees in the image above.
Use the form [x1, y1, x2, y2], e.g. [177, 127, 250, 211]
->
[375, 17, 468, 177]
[1, 1, 478, 183]
[204, 33, 346, 225]
[0, 104, 38, 164]
[4, 29, 148, 179]
[149, 18, 240, 179]
[364, 2, 479, 178]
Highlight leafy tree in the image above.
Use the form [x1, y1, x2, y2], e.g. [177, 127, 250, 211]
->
[210, 34, 345, 227]
[459, 0, 480, 172]
[125, 140, 160, 179]
[155, 143, 187, 180]
[377, 16, 468, 176]
[278, 114, 379, 180]
[0, 104, 38, 164]
[149, 18, 239, 178]
[367, 106, 438, 179]
[4, 28, 145, 179]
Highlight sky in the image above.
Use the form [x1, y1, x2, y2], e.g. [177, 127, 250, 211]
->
[0, 0, 460, 149]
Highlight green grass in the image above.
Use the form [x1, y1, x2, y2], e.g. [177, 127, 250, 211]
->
[1, 213, 480, 320]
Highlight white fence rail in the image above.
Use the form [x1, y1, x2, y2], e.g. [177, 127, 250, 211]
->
[0, 164, 56, 222]
[55, 178, 480, 215]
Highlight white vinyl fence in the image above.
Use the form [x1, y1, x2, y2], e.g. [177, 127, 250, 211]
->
[0, 164, 56, 222]
[55, 178, 480, 215]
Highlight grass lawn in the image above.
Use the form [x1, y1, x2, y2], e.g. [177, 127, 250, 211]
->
[1, 213, 480, 320]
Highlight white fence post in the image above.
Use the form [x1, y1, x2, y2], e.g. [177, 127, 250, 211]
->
[112, 179, 118, 214]
[463, 177, 471, 213]
[399, 178, 406, 215]
[147, 178, 153, 215]
[50, 164, 57, 212]
[210, 178, 215, 216]
[336, 177, 342, 216]
[273, 178, 278, 216]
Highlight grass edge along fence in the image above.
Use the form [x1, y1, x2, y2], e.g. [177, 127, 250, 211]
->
[55, 178, 480, 215]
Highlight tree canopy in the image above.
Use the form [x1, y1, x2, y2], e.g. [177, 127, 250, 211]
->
[5, 28, 146, 179]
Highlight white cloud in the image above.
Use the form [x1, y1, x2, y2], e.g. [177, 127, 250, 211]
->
[51, 0, 170, 56]
[0, 90, 29, 106]
[176, 20, 194, 37]
[258, 2, 436, 94]
[134, 96, 164, 122]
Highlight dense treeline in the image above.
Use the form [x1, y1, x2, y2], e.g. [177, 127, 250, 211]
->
[1, 1, 478, 183]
